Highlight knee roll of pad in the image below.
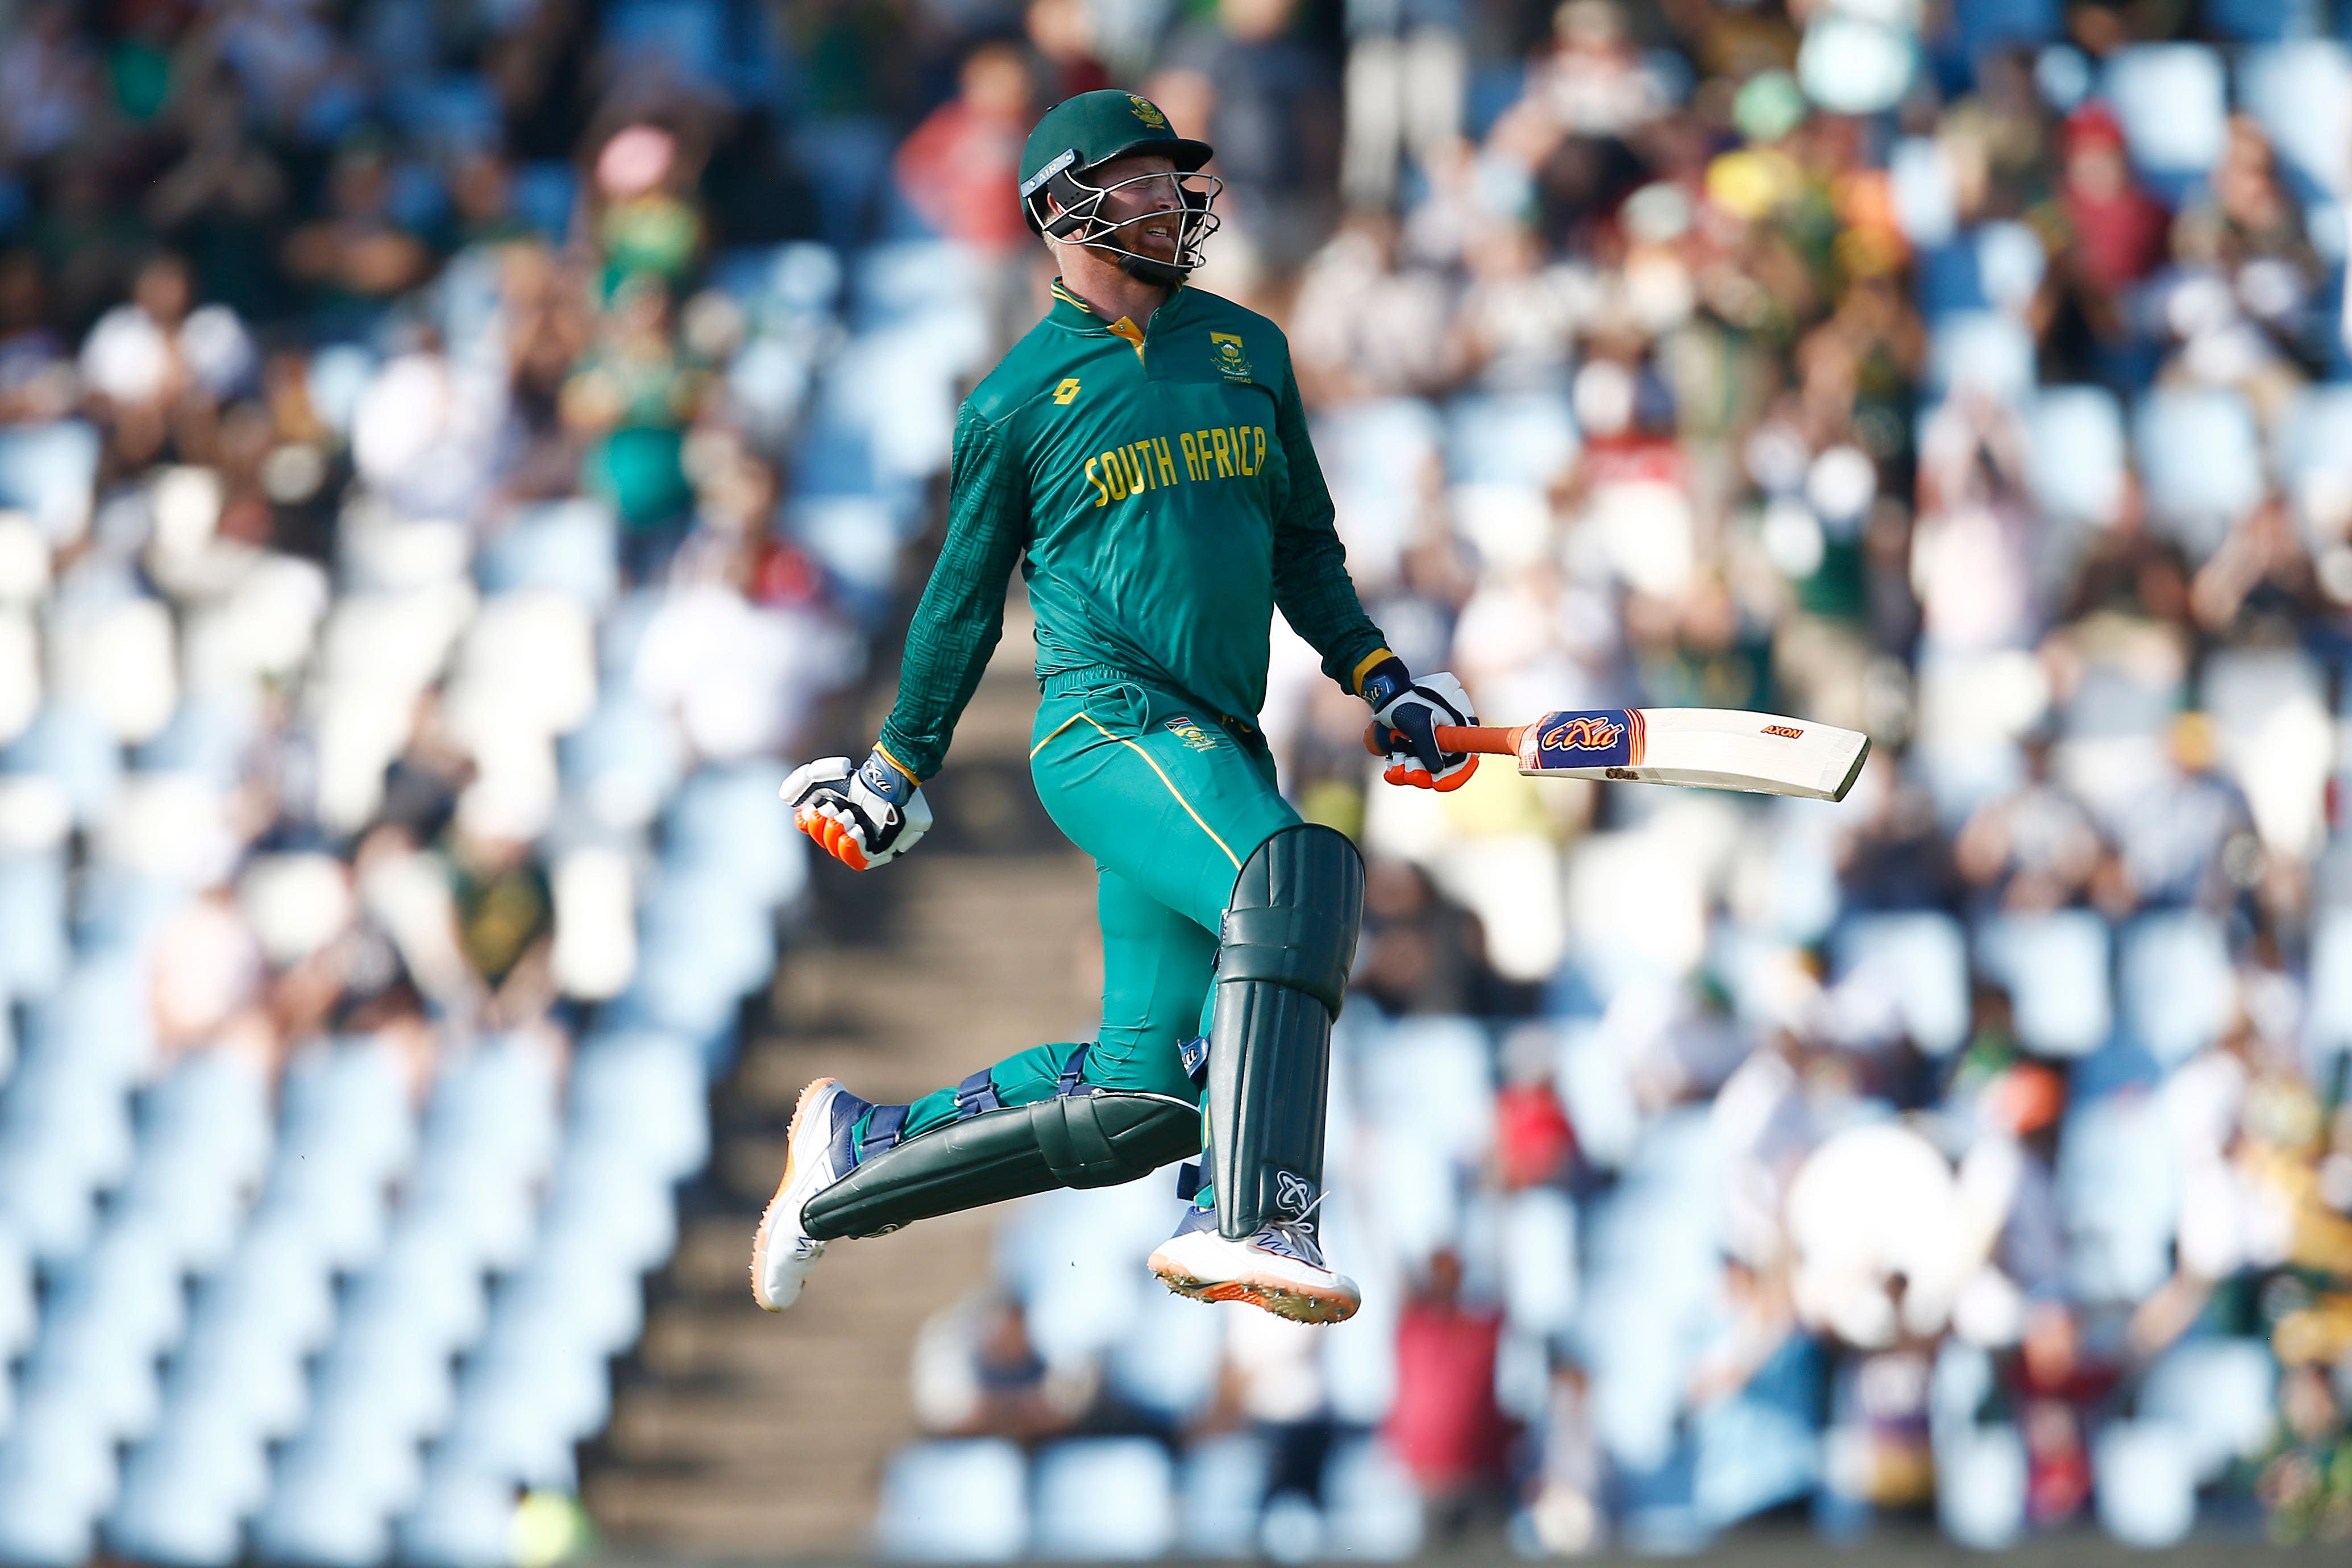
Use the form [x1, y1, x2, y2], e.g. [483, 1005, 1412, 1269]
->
[800, 1091, 1200, 1241]
[1207, 824, 1366, 1239]
[1216, 824, 1365, 1016]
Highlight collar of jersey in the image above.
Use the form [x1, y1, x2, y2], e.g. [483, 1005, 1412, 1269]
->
[1048, 277, 1186, 351]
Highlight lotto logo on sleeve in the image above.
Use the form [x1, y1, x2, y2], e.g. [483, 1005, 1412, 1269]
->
[1532, 709, 1641, 770]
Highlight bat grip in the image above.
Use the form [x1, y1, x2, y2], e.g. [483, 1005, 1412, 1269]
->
[1362, 721, 1526, 758]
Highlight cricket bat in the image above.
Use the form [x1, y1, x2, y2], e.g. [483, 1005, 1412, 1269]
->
[1366, 708, 1871, 803]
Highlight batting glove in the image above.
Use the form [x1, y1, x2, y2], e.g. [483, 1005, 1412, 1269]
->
[783, 748, 933, 870]
[1364, 662, 1480, 792]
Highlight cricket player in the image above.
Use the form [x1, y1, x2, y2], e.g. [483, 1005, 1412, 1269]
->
[751, 90, 1478, 1325]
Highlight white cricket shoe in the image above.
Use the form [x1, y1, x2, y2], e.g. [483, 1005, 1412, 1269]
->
[1147, 1204, 1361, 1324]
[751, 1077, 862, 1312]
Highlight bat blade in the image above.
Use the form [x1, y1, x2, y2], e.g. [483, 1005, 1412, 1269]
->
[1506, 708, 1870, 802]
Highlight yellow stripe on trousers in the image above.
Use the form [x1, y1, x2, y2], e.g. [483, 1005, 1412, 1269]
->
[1046, 712, 1241, 870]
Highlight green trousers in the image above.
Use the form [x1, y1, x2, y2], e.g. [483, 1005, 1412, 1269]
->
[858, 676, 1303, 1147]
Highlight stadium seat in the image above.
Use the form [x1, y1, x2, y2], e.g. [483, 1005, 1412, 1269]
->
[0, 849, 68, 999]
[875, 1440, 1028, 1562]
[2056, 1093, 2179, 1303]
[2092, 1421, 2195, 1546]
[0, 1390, 121, 1565]
[0, 421, 101, 546]
[2026, 385, 2126, 528]
[1500, 1186, 1578, 1336]
[1104, 1284, 1226, 1424]
[2308, 909, 2352, 1067]
[1030, 1438, 1177, 1560]
[1925, 312, 2035, 404]
[1320, 1437, 1424, 1559]
[1975, 910, 2113, 1057]
[2102, 45, 2229, 202]
[2208, 0, 2322, 44]
[1934, 1424, 2027, 1549]
[1832, 911, 1970, 1055]
[2116, 910, 2233, 1065]
[1445, 393, 1580, 488]
[110, 1404, 272, 1566]
[396, 1466, 516, 1568]
[476, 499, 618, 612]
[2134, 387, 2263, 560]
[2138, 1337, 2277, 1482]
[2239, 41, 2351, 198]
[2275, 382, 2352, 551]
[566, 1034, 711, 1182]
[1357, 1014, 1496, 1163]
[1178, 1435, 1271, 1558]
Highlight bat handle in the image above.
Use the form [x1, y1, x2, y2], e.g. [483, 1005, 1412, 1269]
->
[1361, 721, 1527, 758]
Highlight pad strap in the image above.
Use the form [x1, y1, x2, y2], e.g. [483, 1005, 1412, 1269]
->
[858, 1103, 910, 1164]
[1054, 1044, 1092, 1097]
[953, 1069, 1002, 1120]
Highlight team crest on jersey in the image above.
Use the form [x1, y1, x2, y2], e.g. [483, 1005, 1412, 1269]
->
[1540, 714, 1625, 752]
[1130, 95, 1168, 129]
[1210, 331, 1251, 380]
[1163, 715, 1219, 752]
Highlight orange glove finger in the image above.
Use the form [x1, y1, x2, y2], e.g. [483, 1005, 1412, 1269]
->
[1430, 756, 1478, 792]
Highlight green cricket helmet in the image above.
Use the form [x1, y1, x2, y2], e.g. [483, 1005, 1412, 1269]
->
[1019, 90, 1222, 288]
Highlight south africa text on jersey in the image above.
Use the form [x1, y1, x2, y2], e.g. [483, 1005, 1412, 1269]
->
[1084, 425, 1270, 506]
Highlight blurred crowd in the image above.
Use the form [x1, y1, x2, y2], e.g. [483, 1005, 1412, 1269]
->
[884, 0, 2352, 1558]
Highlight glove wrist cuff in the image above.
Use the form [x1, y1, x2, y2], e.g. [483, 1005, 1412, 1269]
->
[1357, 655, 1410, 710]
[858, 748, 917, 808]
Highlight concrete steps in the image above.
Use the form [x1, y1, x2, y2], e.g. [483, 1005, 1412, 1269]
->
[585, 598, 1095, 1557]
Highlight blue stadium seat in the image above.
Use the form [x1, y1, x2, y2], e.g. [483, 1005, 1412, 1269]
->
[1934, 1424, 2026, 1549]
[2308, 910, 2352, 1067]
[0, 421, 101, 546]
[0, 1390, 120, 1565]
[2056, 1093, 2178, 1303]
[1975, 910, 2113, 1057]
[1030, 1440, 1177, 1561]
[567, 1034, 709, 1181]
[1177, 1434, 1270, 1558]
[1104, 1282, 1226, 1424]
[0, 849, 69, 1000]
[2092, 1421, 2195, 1546]
[110, 1404, 272, 1566]
[2134, 389, 2263, 561]
[560, 691, 685, 829]
[2239, 42, 2350, 199]
[476, 500, 618, 612]
[1926, 312, 2035, 403]
[2116, 910, 2233, 1065]
[2138, 1337, 2277, 1482]
[3, 702, 121, 826]
[2207, 0, 2323, 43]
[2026, 386, 2126, 527]
[1357, 1015, 1496, 1164]
[1321, 1437, 1424, 1559]
[2103, 45, 2229, 203]
[1833, 911, 1970, 1055]
[1500, 1187, 1578, 1337]
[663, 762, 807, 909]
[537, 1145, 680, 1275]
[396, 1466, 515, 1568]
[1446, 393, 1579, 488]
[875, 1440, 1028, 1562]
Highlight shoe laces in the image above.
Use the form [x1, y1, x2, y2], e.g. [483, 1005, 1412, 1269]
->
[1256, 1189, 1332, 1269]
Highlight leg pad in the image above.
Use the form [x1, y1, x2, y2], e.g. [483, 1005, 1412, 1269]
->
[1208, 824, 1366, 1239]
[801, 1091, 1200, 1241]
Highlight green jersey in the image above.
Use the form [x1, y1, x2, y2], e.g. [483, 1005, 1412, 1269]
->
[875, 280, 1392, 781]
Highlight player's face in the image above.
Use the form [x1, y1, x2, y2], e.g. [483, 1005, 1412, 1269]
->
[1087, 152, 1183, 264]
